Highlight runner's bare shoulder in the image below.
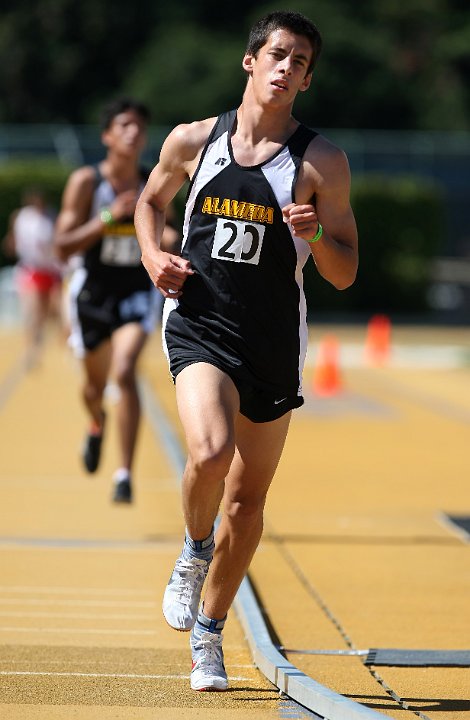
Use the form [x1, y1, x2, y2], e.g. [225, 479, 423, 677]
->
[165, 117, 218, 167]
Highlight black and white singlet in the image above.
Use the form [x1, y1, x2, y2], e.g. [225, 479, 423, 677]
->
[163, 110, 318, 407]
[68, 166, 160, 353]
[83, 166, 152, 295]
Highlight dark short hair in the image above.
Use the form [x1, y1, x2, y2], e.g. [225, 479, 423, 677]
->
[246, 11, 322, 73]
[100, 98, 151, 130]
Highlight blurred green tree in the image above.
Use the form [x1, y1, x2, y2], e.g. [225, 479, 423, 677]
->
[0, 0, 469, 129]
[0, 0, 158, 122]
[122, 23, 245, 126]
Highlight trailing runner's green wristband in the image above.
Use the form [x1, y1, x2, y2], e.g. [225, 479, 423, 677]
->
[308, 223, 323, 243]
[100, 207, 114, 225]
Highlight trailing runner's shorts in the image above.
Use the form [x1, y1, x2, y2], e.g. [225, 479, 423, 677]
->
[68, 267, 162, 355]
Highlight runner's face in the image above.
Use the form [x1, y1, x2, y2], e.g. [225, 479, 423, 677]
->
[102, 110, 147, 156]
[244, 29, 313, 105]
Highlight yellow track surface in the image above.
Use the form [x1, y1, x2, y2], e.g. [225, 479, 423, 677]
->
[0, 323, 469, 719]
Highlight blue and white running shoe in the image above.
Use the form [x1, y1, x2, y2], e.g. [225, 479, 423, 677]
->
[162, 554, 210, 631]
[190, 624, 228, 691]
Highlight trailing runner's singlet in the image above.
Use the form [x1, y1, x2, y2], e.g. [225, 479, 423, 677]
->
[84, 166, 152, 295]
[164, 109, 318, 400]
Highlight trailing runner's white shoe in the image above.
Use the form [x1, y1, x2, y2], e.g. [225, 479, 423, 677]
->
[162, 554, 210, 631]
[190, 625, 228, 691]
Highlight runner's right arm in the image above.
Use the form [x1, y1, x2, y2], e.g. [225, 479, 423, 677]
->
[135, 120, 213, 298]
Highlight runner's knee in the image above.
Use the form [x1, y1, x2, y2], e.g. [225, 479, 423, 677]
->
[83, 379, 106, 404]
[114, 358, 137, 390]
[224, 494, 266, 525]
[187, 438, 234, 481]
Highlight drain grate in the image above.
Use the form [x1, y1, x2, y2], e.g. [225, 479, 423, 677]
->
[281, 647, 470, 667]
[444, 514, 470, 541]
[365, 649, 470, 667]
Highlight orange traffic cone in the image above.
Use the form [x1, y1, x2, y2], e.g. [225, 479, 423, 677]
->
[364, 314, 391, 367]
[312, 335, 343, 397]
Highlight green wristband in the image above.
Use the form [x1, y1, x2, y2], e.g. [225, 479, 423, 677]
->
[100, 207, 114, 226]
[308, 223, 323, 244]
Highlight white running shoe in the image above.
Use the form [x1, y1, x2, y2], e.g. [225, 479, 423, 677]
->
[162, 554, 210, 631]
[190, 625, 228, 691]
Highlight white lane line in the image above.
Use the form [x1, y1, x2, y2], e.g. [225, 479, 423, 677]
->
[0, 538, 171, 550]
[0, 586, 155, 596]
[0, 612, 156, 620]
[0, 627, 158, 635]
[0, 671, 188, 679]
[0, 670, 251, 681]
[0, 477, 177, 488]
[0, 661, 255, 669]
[0, 598, 156, 608]
[0, 538, 184, 552]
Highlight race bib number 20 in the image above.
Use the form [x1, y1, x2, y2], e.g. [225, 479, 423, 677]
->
[211, 218, 265, 265]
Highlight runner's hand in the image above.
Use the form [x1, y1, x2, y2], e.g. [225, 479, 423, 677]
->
[141, 250, 194, 298]
[282, 203, 319, 241]
[110, 191, 139, 221]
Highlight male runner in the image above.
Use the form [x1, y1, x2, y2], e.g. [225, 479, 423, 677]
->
[135, 12, 358, 690]
[55, 98, 179, 503]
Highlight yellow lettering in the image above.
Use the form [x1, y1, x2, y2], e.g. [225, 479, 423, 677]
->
[103, 223, 135, 235]
[235, 202, 246, 218]
[201, 196, 273, 224]
[202, 197, 212, 214]
[219, 199, 230, 216]
[230, 200, 241, 217]
[245, 204, 256, 220]
[261, 208, 274, 224]
[252, 206, 264, 221]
